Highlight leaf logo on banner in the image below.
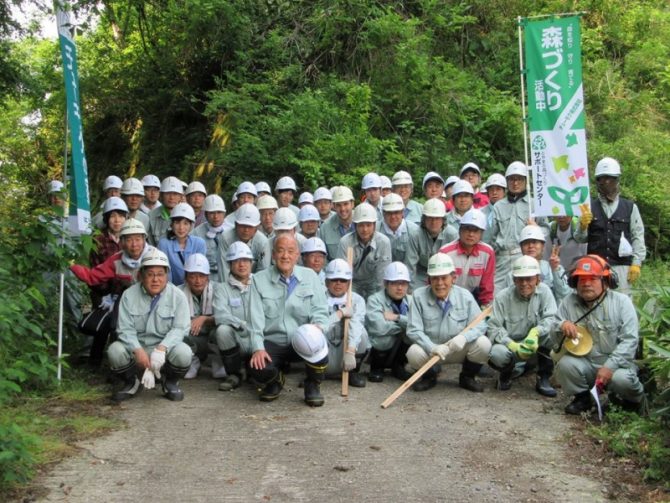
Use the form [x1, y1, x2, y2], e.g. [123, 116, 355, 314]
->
[548, 186, 589, 215]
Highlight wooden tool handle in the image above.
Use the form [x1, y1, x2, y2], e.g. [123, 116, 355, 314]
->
[341, 247, 354, 397]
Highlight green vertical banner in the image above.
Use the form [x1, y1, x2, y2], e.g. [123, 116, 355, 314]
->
[56, 6, 91, 234]
[524, 15, 589, 217]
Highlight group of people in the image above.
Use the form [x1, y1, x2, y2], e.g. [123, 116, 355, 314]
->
[53, 156, 647, 415]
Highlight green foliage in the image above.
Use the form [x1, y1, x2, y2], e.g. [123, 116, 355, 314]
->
[0, 422, 39, 487]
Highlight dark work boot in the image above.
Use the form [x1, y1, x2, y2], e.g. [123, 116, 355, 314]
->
[259, 370, 284, 402]
[459, 359, 484, 393]
[412, 367, 437, 392]
[162, 361, 189, 402]
[535, 348, 557, 397]
[368, 348, 388, 383]
[111, 362, 141, 402]
[496, 362, 514, 391]
[219, 348, 243, 391]
[304, 358, 327, 407]
[348, 355, 367, 388]
[565, 391, 592, 415]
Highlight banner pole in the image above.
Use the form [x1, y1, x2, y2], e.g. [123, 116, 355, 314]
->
[57, 94, 70, 384]
[517, 17, 532, 215]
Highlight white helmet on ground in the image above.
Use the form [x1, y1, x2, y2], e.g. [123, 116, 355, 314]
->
[392, 170, 413, 186]
[427, 253, 455, 276]
[595, 157, 621, 178]
[120, 218, 147, 237]
[382, 193, 404, 213]
[255, 181, 272, 195]
[485, 173, 507, 189]
[184, 253, 210, 275]
[275, 176, 297, 192]
[141, 249, 170, 270]
[103, 196, 129, 214]
[518, 225, 546, 243]
[273, 208, 298, 230]
[291, 324, 328, 363]
[380, 176, 393, 190]
[331, 186, 354, 204]
[505, 161, 528, 178]
[121, 177, 145, 196]
[256, 195, 279, 211]
[170, 202, 196, 222]
[186, 181, 207, 196]
[313, 187, 332, 202]
[204, 194, 226, 212]
[422, 198, 446, 218]
[512, 255, 541, 277]
[459, 209, 487, 231]
[460, 162, 481, 177]
[325, 258, 352, 280]
[141, 174, 161, 188]
[361, 173, 382, 190]
[161, 176, 184, 194]
[103, 175, 123, 191]
[301, 237, 327, 255]
[384, 262, 411, 282]
[298, 192, 314, 205]
[235, 203, 261, 226]
[298, 205, 320, 223]
[226, 241, 254, 262]
[352, 203, 378, 223]
[451, 180, 475, 197]
[237, 181, 258, 196]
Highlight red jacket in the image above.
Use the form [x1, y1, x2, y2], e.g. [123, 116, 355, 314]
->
[438, 239, 495, 306]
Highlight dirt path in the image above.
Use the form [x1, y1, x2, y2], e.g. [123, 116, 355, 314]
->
[35, 367, 613, 502]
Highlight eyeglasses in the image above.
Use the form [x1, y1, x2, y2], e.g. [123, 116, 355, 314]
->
[145, 272, 167, 279]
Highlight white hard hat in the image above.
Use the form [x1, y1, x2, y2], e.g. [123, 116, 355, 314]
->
[392, 170, 413, 186]
[451, 180, 475, 197]
[170, 202, 196, 222]
[331, 186, 354, 204]
[382, 193, 405, 212]
[380, 175, 393, 190]
[460, 162, 481, 177]
[161, 176, 184, 194]
[48, 180, 64, 194]
[103, 175, 123, 191]
[180, 179, 188, 191]
[427, 253, 455, 276]
[518, 225, 546, 243]
[226, 241, 254, 262]
[361, 173, 382, 190]
[141, 174, 161, 188]
[235, 203, 261, 226]
[237, 181, 258, 196]
[231, 191, 238, 204]
[595, 157, 621, 178]
[204, 194, 226, 213]
[459, 209, 487, 231]
[313, 187, 332, 201]
[422, 171, 444, 189]
[485, 173, 507, 189]
[121, 177, 145, 196]
[422, 198, 446, 218]
[291, 324, 328, 363]
[255, 181, 272, 194]
[273, 207, 298, 230]
[444, 175, 460, 188]
[141, 249, 170, 270]
[352, 202, 378, 223]
[298, 192, 314, 205]
[325, 258, 352, 280]
[298, 204, 320, 222]
[275, 176, 297, 192]
[186, 181, 207, 196]
[184, 253, 210, 275]
[505, 161, 528, 178]
[102, 196, 129, 214]
[256, 195, 279, 211]
[512, 255, 541, 277]
[301, 237, 327, 255]
[120, 218, 147, 237]
[383, 262, 411, 282]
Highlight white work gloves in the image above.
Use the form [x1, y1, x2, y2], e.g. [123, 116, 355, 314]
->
[343, 351, 356, 371]
[339, 306, 353, 319]
[431, 344, 450, 360]
[141, 368, 156, 389]
[150, 349, 166, 378]
[447, 334, 467, 353]
[99, 294, 117, 312]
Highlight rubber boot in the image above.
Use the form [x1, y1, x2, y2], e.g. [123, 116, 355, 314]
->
[219, 348, 242, 391]
[412, 367, 437, 392]
[495, 361, 514, 391]
[459, 359, 484, 392]
[111, 362, 141, 402]
[535, 348, 557, 397]
[162, 361, 189, 402]
[368, 348, 388, 383]
[89, 330, 109, 369]
[348, 354, 367, 388]
[304, 358, 327, 407]
[565, 391, 592, 415]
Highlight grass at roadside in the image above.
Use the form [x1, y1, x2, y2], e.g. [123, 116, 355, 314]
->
[0, 370, 122, 500]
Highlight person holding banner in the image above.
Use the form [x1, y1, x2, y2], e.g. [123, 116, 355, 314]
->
[575, 157, 646, 295]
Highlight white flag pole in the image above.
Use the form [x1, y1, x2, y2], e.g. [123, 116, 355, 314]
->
[517, 16, 533, 216]
[57, 107, 69, 384]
